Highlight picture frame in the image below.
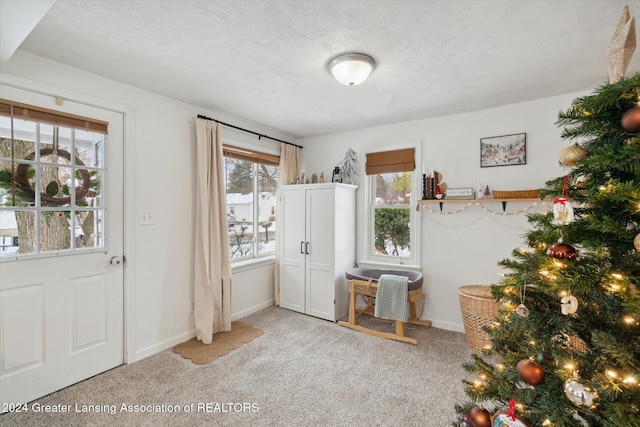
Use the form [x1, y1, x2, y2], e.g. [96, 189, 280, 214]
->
[480, 133, 526, 168]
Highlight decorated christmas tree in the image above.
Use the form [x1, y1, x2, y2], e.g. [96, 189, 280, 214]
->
[454, 9, 640, 427]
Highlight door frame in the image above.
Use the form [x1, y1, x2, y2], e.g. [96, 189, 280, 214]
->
[0, 73, 137, 364]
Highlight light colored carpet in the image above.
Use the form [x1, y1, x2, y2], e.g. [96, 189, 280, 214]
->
[0, 306, 473, 426]
[173, 321, 264, 364]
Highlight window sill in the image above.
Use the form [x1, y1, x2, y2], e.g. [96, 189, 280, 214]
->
[356, 260, 421, 272]
[231, 256, 275, 273]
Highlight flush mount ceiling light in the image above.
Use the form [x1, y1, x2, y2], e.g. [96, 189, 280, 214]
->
[327, 53, 376, 86]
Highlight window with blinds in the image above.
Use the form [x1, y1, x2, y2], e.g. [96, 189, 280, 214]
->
[366, 147, 416, 262]
[223, 145, 279, 261]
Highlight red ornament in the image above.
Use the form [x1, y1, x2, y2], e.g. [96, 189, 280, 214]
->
[517, 359, 545, 385]
[469, 405, 492, 427]
[621, 106, 640, 133]
[546, 241, 577, 260]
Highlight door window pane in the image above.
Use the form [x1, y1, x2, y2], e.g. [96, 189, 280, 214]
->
[0, 117, 35, 156]
[40, 165, 73, 207]
[75, 210, 102, 249]
[75, 130, 103, 168]
[39, 210, 71, 252]
[0, 117, 106, 258]
[0, 210, 22, 256]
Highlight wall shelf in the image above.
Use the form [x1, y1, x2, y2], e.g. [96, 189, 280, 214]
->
[417, 198, 542, 212]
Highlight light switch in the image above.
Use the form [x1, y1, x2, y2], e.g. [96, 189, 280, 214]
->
[140, 211, 155, 225]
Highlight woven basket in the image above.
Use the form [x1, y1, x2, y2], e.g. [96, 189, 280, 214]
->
[492, 189, 539, 199]
[348, 279, 423, 303]
[458, 285, 501, 351]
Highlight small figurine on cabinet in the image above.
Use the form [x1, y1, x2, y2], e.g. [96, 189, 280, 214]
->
[319, 172, 325, 183]
[331, 167, 342, 183]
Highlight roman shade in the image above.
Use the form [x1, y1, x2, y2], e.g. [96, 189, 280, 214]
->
[365, 148, 415, 175]
[0, 98, 109, 134]
[222, 145, 279, 166]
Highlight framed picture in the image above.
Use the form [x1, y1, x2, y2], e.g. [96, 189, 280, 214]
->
[480, 133, 526, 168]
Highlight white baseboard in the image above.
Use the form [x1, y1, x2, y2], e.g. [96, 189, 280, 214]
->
[417, 299, 465, 332]
[232, 299, 274, 321]
[132, 299, 462, 362]
[133, 301, 275, 362]
[134, 329, 196, 362]
[429, 319, 465, 333]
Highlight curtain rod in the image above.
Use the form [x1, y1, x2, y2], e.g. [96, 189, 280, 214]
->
[197, 114, 302, 149]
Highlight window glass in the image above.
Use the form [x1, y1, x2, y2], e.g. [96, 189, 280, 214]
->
[371, 171, 412, 258]
[258, 164, 278, 255]
[224, 152, 279, 261]
[225, 157, 255, 260]
[0, 119, 105, 258]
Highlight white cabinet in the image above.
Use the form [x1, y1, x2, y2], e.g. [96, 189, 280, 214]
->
[279, 183, 356, 321]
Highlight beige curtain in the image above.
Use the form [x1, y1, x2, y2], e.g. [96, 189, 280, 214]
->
[194, 119, 232, 344]
[273, 143, 300, 305]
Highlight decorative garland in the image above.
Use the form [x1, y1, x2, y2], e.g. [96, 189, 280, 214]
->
[420, 200, 544, 216]
[15, 148, 91, 207]
[421, 202, 474, 215]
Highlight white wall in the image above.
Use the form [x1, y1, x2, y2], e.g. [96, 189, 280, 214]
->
[298, 91, 587, 331]
[1, 49, 592, 353]
[1, 51, 287, 361]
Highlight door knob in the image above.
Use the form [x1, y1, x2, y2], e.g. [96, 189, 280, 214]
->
[110, 256, 124, 266]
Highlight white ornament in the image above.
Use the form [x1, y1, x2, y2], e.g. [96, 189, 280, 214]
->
[516, 282, 529, 317]
[553, 197, 574, 225]
[564, 378, 599, 407]
[516, 304, 530, 317]
[492, 413, 527, 427]
[561, 295, 579, 315]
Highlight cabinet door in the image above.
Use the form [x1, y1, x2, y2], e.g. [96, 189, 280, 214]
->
[279, 189, 306, 313]
[305, 189, 336, 320]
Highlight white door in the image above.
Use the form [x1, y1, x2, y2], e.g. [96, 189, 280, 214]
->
[305, 189, 335, 320]
[0, 87, 124, 407]
[279, 188, 306, 313]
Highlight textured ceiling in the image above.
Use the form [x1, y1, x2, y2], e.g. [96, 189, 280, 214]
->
[10, 0, 640, 139]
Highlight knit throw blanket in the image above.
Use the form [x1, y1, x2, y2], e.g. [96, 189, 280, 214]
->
[374, 274, 409, 322]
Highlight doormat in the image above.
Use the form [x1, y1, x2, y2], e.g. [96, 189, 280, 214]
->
[172, 321, 263, 365]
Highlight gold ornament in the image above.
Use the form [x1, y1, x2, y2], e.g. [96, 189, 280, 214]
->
[635, 233, 640, 251]
[608, 5, 636, 84]
[559, 145, 586, 167]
